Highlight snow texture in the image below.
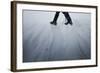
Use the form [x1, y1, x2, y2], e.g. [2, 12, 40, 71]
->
[22, 10, 91, 62]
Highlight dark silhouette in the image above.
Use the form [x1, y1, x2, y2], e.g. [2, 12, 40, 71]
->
[50, 12, 73, 25]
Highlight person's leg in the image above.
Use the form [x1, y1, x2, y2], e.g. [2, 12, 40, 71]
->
[62, 12, 73, 25]
[50, 12, 60, 25]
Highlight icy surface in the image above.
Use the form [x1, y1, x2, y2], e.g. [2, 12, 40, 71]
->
[22, 10, 91, 62]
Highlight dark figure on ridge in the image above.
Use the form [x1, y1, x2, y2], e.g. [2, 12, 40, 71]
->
[50, 12, 73, 25]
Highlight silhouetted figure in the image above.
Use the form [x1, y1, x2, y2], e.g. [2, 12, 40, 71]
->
[50, 12, 73, 25]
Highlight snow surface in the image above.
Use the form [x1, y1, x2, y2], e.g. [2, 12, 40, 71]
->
[22, 10, 91, 62]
